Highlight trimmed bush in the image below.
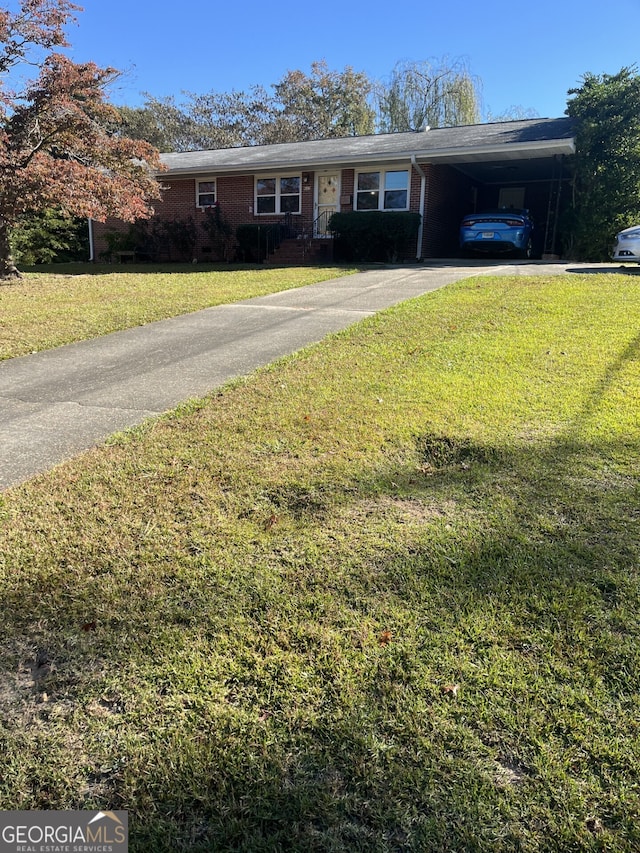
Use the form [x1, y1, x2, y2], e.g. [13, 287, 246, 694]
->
[329, 211, 421, 262]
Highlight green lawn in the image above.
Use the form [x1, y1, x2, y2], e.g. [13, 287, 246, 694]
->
[0, 270, 638, 851]
[0, 263, 358, 360]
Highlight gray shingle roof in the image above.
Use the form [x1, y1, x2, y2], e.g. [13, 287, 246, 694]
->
[159, 117, 575, 177]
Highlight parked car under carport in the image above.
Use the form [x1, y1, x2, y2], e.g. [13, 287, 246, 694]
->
[459, 209, 534, 258]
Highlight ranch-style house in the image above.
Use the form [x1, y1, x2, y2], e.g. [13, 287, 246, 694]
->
[91, 116, 576, 264]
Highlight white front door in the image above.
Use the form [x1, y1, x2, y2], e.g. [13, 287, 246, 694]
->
[315, 172, 340, 236]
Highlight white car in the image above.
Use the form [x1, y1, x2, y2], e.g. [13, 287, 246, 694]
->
[612, 224, 640, 262]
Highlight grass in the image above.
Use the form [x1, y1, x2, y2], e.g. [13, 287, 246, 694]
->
[0, 262, 358, 360]
[0, 270, 639, 851]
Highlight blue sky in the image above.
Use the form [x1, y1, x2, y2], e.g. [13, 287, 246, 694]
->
[64, 0, 639, 121]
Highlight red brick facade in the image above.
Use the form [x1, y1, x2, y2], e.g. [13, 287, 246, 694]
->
[92, 158, 548, 263]
[92, 162, 442, 263]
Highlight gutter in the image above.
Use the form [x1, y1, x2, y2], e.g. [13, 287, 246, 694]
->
[87, 218, 94, 262]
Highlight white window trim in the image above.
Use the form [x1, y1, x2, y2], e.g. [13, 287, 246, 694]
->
[196, 178, 217, 209]
[255, 173, 302, 215]
[354, 167, 410, 212]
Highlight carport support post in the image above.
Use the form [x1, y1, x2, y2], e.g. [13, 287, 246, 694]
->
[551, 158, 564, 256]
[411, 155, 427, 260]
[543, 155, 564, 259]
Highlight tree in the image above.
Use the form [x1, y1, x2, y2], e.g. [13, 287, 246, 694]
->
[565, 67, 640, 260]
[11, 209, 88, 264]
[376, 58, 481, 132]
[119, 62, 375, 151]
[0, 0, 162, 279]
[187, 85, 277, 148]
[484, 105, 539, 122]
[269, 61, 375, 142]
[117, 97, 204, 153]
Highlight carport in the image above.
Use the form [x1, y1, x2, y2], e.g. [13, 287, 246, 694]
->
[417, 118, 575, 259]
[94, 117, 576, 264]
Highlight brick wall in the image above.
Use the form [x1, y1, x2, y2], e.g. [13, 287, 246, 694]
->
[92, 161, 480, 263]
[93, 172, 322, 262]
[421, 164, 476, 258]
[340, 169, 354, 210]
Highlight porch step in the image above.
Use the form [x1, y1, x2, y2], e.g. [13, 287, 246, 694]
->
[266, 237, 333, 265]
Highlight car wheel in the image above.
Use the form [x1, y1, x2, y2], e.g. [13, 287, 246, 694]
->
[519, 239, 532, 260]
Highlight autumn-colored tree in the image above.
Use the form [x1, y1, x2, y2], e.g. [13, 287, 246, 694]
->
[0, 0, 162, 279]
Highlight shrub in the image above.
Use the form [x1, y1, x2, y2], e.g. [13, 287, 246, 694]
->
[11, 210, 89, 264]
[236, 223, 283, 262]
[102, 217, 198, 262]
[201, 206, 234, 262]
[329, 211, 421, 262]
[156, 216, 197, 262]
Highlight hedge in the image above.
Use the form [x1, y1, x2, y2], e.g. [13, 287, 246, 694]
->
[329, 211, 421, 262]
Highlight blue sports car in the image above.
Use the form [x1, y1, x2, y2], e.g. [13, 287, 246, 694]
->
[460, 209, 534, 258]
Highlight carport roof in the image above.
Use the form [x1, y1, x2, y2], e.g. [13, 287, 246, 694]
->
[159, 117, 575, 177]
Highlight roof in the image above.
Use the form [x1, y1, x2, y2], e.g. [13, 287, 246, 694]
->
[159, 117, 575, 178]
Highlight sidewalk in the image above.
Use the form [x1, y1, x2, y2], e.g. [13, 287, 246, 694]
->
[0, 261, 591, 489]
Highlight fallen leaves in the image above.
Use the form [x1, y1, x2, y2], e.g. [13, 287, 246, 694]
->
[264, 513, 279, 531]
[441, 683, 460, 698]
[378, 630, 393, 646]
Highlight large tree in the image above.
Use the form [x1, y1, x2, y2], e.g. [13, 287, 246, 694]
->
[187, 85, 277, 149]
[565, 66, 640, 260]
[269, 60, 374, 142]
[116, 97, 206, 153]
[0, 0, 162, 279]
[118, 62, 375, 151]
[376, 58, 481, 132]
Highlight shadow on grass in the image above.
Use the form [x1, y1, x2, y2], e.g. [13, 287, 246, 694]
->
[566, 264, 640, 275]
[19, 262, 278, 277]
[2, 433, 638, 852]
[19, 262, 362, 277]
[1, 342, 639, 851]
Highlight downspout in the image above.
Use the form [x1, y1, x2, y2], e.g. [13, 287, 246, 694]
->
[87, 218, 95, 263]
[411, 155, 426, 261]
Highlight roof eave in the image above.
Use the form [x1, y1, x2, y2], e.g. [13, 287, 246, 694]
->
[159, 136, 576, 179]
[160, 151, 421, 178]
[420, 138, 576, 165]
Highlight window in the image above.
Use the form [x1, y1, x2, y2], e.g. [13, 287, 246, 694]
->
[355, 169, 409, 211]
[196, 180, 216, 207]
[256, 175, 301, 214]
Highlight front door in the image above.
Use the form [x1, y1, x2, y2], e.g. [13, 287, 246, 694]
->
[315, 172, 340, 236]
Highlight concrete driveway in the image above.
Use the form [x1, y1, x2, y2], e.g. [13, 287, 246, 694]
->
[0, 260, 615, 489]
